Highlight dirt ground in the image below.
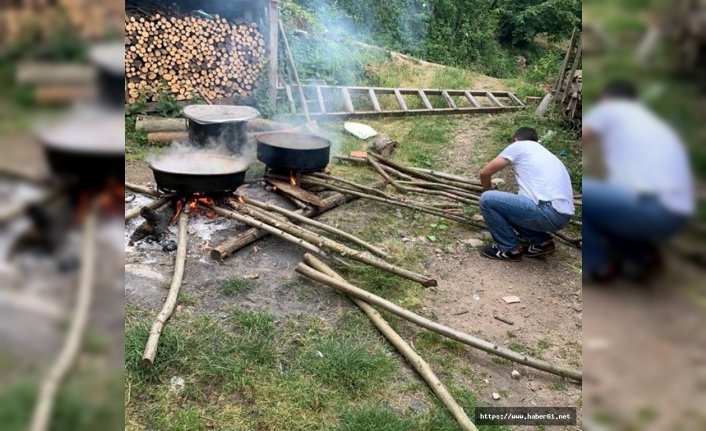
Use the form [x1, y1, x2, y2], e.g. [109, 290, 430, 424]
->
[125, 113, 583, 428]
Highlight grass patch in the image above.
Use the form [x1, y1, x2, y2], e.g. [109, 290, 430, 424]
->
[219, 277, 257, 296]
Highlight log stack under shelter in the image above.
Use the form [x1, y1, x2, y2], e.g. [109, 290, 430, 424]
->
[125, 0, 280, 106]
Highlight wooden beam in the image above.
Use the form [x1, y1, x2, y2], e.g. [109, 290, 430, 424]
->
[441, 91, 457, 109]
[369, 88, 382, 112]
[418, 90, 433, 110]
[394, 89, 408, 111]
[341, 87, 355, 113]
[268, 0, 280, 111]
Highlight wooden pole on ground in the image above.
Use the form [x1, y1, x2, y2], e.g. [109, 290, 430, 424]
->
[295, 262, 582, 382]
[230, 201, 437, 287]
[141, 210, 189, 368]
[302, 255, 478, 431]
[241, 196, 391, 260]
[29, 205, 97, 431]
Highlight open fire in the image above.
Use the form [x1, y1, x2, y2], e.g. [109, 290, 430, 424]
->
[171, 192, 219, 222]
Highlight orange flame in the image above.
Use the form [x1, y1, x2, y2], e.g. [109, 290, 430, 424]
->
[289, 171, 297, 186]
[171, 194, 217, 222]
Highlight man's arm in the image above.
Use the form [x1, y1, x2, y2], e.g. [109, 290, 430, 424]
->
[479, 156, 510, 192]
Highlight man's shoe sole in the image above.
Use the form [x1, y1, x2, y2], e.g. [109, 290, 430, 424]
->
[524, 249, 556, 258]
[480, 250, 522, 262]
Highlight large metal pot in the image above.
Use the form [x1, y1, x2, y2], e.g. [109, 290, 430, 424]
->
[37, 108, 124, 182]
[149, 153, 248, 194]
[256, 132, 331, 173]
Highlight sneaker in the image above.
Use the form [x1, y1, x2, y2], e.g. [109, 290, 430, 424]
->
[480, 244, 523, 261]
[524, 240, 556, 258]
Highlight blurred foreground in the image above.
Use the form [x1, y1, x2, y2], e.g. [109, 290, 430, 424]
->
[583, 0, 706, 429]
[0, 2, 125, 430]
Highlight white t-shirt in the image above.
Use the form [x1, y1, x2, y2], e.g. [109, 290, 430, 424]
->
[584, 100, 694, 215]
[499, 140, 575, 215]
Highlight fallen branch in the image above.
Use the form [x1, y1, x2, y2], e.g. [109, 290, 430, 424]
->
[302, 255, 477, 431]
[141, 210, 189, 368]
[295, 262, 582, 382]
[29, 205, 97, 431]
[242, 196, 391, 260]
[0, 164, 49, 185]
[0, 189, 61, 225]
[230, 200, 437, 287]
[552, 231, 582, 249]
[125, 197, 169, 221]
[303, 172, 390, 199]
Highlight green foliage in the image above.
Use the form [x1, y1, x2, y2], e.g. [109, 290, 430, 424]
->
[524, 50, 564, 84]
[335, 407, 415, 431]
[497, 0, 581, 48]
[298, 336, 394, 395]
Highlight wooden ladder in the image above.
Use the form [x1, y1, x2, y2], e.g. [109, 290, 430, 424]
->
[278, 85, 525, 118]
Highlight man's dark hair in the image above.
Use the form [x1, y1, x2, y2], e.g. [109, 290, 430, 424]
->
[512, 127, 539, 142]
[601, 79, 639, 100]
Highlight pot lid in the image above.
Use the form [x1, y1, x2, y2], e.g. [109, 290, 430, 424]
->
[89, 43, 125, 77]
[182, 105, 260, 125]
[37, 108, 124, 154]
[150, 153, 249, 175]
[256, 132, 331, 150]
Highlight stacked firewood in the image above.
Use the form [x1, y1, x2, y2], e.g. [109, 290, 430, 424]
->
[125, 14, 266, 104]
[0, 0, 123, 45]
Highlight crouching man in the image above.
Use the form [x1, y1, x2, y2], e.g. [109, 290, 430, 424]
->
[478, 127, 575, 261]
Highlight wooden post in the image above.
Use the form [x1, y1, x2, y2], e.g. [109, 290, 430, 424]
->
[268, 0, 280, 111]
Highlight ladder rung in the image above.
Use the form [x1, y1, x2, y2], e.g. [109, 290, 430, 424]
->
[394, 89, 408, 111]
[441, 91, 457, 109]
[368, 88, 382, 112]
[418, 90, 433, 110]
[315, 86, 326, 113]
[341, 87, 355, 113]
[464, 91, 480, 108]
[486, 92, 503, 107]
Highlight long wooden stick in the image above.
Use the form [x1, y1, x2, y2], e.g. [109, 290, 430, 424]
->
[302, 255, 478, 431]
[210, 180, 387, 261]
[29, 205, 98, 431]
[295, 262, 582, 381]
[299, 176, 487, 230]
[241, 196, 391, 260]
[125, 182, 159, 198]
[125, 197, 169, 221]
[141, 210, 189, 368]
[369, 153, 484, 192]
[210, 205, 330, 259]
[367, 156, 406, 193]
[308, 172, 390, 198]
[229, 200, 437, 287]
[410, 168, 483, 186]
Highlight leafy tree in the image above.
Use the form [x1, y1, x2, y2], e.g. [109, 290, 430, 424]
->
[496, 0, 581, 47]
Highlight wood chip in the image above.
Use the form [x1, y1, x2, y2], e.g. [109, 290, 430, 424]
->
[502, 295, 521, 304]
[350, 151, 368, 159]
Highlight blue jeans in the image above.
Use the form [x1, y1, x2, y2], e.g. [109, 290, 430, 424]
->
[583, 179, 688, 274]
[479, 191, 571, 252]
